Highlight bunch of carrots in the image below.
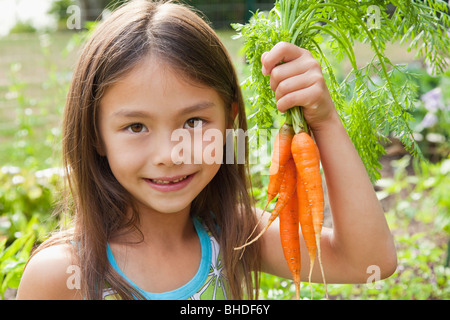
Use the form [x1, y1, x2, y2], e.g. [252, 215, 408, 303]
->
[235, 108, 327, 300]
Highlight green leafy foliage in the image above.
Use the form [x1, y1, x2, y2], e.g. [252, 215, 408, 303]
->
[0, 167, 62, 242]
[233, 13, 290, 132]
[0, 166, 64, 299]
[233, 0, 450, 182]
[0, 229, 35, 299]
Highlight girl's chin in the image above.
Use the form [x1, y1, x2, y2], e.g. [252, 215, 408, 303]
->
[132, 198, 193, 216]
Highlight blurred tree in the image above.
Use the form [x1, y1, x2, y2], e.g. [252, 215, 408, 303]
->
[9, 21, 37, 34]
[48, 0, 129, 30]
[48, 0, 75, 30]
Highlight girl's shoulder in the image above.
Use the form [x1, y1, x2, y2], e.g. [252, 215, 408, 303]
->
[16, 242, 82, 300]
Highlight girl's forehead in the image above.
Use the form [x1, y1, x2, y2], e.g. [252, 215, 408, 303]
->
[114, 55, 209, 95]
[99, 56, 225, 116]
[123, 56, 181, 86]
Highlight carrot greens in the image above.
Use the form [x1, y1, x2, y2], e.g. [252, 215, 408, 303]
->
[233, 0, 450, 182]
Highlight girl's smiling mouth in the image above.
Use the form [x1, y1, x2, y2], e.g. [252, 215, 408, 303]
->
[149, 175, 189, 184]
[144, 173, 195, 191]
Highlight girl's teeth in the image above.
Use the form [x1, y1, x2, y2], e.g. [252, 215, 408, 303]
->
[151, 176, 188, 184]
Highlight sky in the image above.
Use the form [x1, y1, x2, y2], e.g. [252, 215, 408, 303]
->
[0, 0, 55, 36]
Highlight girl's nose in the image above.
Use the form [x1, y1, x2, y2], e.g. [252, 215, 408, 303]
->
[151, 131, 179, 167]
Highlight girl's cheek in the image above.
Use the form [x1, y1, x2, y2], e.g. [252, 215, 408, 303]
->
[201, 129, 224, 165]
[106, 142, 142, 170]
[171, 128, 225, 165]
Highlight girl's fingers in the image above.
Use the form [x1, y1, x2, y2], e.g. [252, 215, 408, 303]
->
[269, 60, 309, 93]
[261, 42, 311, 75]
[273, 66, 326, 113]
[262, 43, 323, 104]
[273, 71, 315, 102]
[276, 83, 323, 113]
[262, 42, 335, 127]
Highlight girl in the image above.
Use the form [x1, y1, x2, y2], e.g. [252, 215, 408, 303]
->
[17, 0, 397, 300]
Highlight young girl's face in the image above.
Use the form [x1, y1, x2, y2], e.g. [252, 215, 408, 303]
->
[97, 55, 229, 216]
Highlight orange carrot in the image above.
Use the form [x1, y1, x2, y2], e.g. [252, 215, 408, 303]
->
[279, 179, 301, 300]
[265, 122, 295, 212]
[235, 156, 297, 250]
[241, 122, 294, 247]
[291, 130, 328, 298]
[297, 173, 316, 299]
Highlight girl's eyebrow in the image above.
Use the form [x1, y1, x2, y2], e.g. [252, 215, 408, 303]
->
[111, 101, 216, 118]
[176, 101, 216, 116]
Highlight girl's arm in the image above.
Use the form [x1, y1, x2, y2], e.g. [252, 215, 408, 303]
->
[259, 42, 397, 284]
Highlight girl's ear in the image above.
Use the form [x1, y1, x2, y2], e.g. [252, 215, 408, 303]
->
[96, 140, 106, 157]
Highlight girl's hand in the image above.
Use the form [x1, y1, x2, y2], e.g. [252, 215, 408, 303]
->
[261, 42, 336, 131]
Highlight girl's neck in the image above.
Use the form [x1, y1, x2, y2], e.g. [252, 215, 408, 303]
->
[114, 203, 195, 247]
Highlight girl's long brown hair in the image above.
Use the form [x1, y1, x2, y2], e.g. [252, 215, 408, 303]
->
[34, 0, 261, 299]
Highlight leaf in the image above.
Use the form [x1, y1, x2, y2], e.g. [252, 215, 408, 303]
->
[235, 0, 450, 182]
[0, 233, 33, 263]
[0, 238, 6, 254]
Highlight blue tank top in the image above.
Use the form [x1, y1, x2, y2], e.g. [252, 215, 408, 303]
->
[103, 217, 230, 300]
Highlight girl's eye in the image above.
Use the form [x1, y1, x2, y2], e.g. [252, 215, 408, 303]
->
[184, 118, 204, 129]
[127, 123, 147, 133]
